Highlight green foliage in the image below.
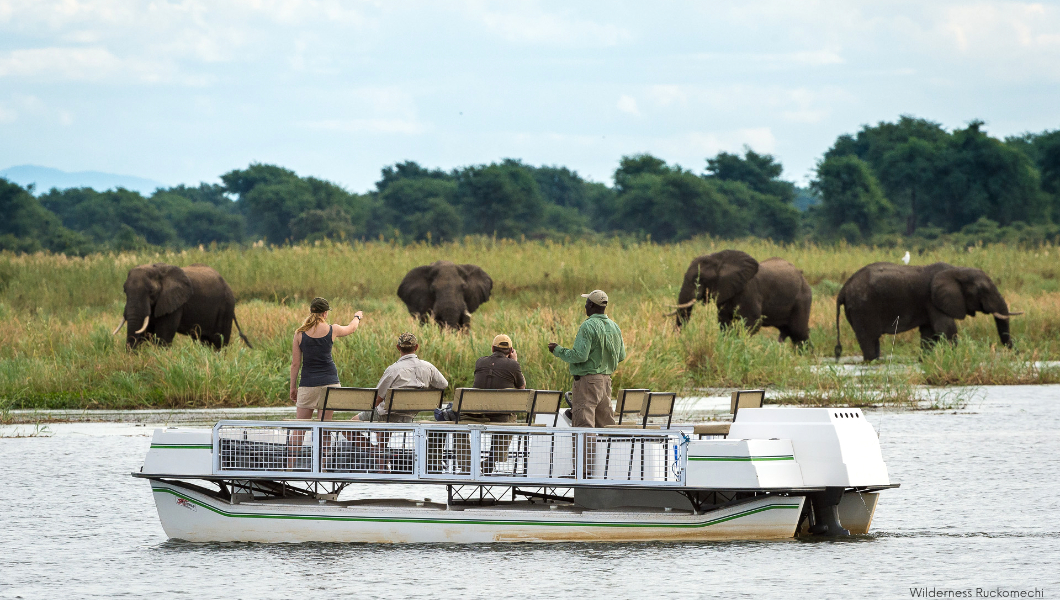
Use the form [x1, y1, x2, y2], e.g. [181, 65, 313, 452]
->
[4, 114, 1060, 255]
[456, 160, 546, 238]
[812, 155, 893, 239]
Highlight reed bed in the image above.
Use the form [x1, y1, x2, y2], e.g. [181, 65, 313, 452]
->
[2, 238, 1059, 411]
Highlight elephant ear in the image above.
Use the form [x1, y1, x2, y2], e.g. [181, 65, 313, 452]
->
[458, 264, 493, 312]
[930, 269, 969, 319]
[713, 250, 759, 305]
[154, 264, 193, 317]
[397, 265, 436, 316]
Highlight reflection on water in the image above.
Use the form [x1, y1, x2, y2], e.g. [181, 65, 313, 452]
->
[2, 386, 1058, 599]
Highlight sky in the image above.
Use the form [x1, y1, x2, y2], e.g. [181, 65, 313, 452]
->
[2, 1, 1059, 193]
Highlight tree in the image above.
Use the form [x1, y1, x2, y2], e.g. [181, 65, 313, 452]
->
[927, 121, 1044, 231]
[705, 148, 796, 204]
[455, 160, 545, 238]
[613, 154, 671, 194]
[377, 177, 462, 242]
[878, 138, 940, 235]
[0, 179, 92, 254]
[813, 155, 894, 240]
[40, 187, 178, 247]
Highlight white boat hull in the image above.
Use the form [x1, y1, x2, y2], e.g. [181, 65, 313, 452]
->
[151, 481, 806, 543]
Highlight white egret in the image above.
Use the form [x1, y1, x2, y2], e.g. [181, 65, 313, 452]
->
[902, 251, 911, 265]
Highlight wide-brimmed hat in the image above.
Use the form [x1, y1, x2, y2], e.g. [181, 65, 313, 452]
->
[492, 334, 513, 349]
[581, 289, 608, 306]
[310, 297, 330, 313]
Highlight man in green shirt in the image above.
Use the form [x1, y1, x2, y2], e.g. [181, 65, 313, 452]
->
[548, 289, 627, 427]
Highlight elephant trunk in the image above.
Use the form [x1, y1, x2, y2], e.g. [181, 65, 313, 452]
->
[994, 315, 1013, 349]
[674, 275, 700, 329]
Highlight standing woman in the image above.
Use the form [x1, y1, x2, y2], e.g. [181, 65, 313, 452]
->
[290, 297, 364, 420]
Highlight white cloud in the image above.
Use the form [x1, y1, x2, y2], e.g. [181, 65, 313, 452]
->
[616, 95, 639, 116]
[475, 4, 631, 47]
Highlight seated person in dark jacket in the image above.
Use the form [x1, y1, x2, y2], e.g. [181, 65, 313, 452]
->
[467, 334, 526, 472]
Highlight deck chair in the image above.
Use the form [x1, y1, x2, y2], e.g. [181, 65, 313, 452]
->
[383, 388, 445, 422]
[693, 389, 765, 438]
[528, 390, 564, 426]
[452, 388, 534, 424]
[613, 389, 650, 426]
[640, 392, 677, 429]
[318, 387, 378, 422]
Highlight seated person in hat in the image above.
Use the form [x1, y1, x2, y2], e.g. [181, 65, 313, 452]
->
[355, 332, 448, 423]
[464, 334, 526, 472]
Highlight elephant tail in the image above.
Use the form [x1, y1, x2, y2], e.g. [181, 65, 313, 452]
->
[834, 289, 845, 361]
[233, 313, 254, 349]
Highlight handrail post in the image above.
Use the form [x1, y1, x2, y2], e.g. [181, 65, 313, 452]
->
[470, 428, 481, 479]
[575, 431, 584, 481]
[311, 423, 321, 475]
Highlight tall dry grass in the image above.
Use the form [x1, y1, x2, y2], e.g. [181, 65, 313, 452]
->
[2, 237, 1058, 410]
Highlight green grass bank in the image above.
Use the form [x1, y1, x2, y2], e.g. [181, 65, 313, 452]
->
[3, 237, 1059, 413]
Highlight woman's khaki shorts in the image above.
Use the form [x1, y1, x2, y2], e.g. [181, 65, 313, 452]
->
[295, 384, 340, 410]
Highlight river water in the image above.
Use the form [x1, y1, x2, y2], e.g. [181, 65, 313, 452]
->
[1, 386, 1058, 599]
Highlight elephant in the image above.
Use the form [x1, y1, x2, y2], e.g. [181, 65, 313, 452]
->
[673, 249, 812, 346]
[112, 263, 253, 350]
[834, 262, 1018, 362]
[397, 260, 493, 329]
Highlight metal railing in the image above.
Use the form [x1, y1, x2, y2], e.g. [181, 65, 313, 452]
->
[213, 421, 686, 486]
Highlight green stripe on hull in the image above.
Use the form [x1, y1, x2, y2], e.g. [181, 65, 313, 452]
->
[688, 456, 795, 462]
[151, 444, 212, 450]
[152, 486, 799, 529]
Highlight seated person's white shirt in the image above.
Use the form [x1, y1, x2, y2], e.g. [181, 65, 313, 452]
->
[375, 353, 448, 415]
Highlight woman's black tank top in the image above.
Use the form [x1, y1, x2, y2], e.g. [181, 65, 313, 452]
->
[298, 325, 339, 387]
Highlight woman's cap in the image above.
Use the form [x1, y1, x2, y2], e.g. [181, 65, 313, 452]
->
[581, 289, 608, 306]
[397, 332, 418, 349]
[492, 334, 512, 349]
[310, 297, 330, 313]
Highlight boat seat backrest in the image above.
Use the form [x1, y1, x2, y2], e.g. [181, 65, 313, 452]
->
[730, 389, 765, 419]
[641, 392, 677, 428]
[528, 390, 564, 425]
[615, 389, 650, 424]
[385, 388, 444, 419]
[454, 388, 533, 415]
[320, 387, 378, 421]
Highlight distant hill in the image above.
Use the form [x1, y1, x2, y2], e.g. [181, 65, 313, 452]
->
[0, 165, 166, 196]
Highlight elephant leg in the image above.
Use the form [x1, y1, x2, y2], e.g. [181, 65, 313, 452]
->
[918, 325, 939, 352]
[777, 327, 790, 343]
[717, 307, 736, 330]
[153, 310, 183, 346]
[854, 329, 881, 362]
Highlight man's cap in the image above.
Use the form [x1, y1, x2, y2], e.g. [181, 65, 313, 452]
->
[397, 332, 418, 349]
[492, 334, 513, 349]
[310, 297, 330, 313]
[581, 290, 609, 306]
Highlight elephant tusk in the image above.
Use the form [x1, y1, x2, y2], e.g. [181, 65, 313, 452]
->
[134, 316, 150, 334]
[670, 300, 697, 309]
[111, 317, 127, 336]
[993, 311, 1023, 320]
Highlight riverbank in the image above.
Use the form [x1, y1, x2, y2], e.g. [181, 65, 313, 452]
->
[3, 238, 1059, 410]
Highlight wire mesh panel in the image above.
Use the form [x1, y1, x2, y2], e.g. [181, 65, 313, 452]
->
[217, 425, 314, 472]
[424, 428, 473, 476]
[483, 429, 577, 480]
[320, 427, 416, 475]
[584, 432, 684, 483]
